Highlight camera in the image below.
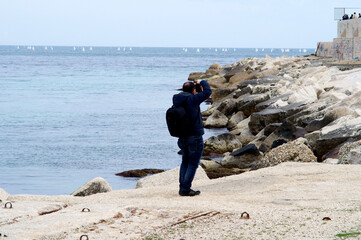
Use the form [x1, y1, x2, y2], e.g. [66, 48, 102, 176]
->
[195, 82, 202, 93]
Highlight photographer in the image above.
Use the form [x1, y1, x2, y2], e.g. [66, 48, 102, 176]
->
[172, 79, 212, 196]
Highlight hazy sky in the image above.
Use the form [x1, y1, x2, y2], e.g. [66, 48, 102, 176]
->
[1, 0, 361, 48]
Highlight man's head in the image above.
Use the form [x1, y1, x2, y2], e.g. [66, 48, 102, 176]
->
[182, 81, 196, 94]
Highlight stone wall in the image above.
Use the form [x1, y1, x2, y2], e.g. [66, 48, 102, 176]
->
[317, 18, 361, 61]
[316, 42, 333, 57]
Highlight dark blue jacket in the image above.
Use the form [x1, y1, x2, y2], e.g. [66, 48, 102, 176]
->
[172, 80, 212, 137]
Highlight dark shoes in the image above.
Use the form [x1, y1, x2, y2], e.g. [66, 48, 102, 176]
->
[179, 189, 201, 197]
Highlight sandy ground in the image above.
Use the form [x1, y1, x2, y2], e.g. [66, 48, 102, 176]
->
[1, 162, 361, 240]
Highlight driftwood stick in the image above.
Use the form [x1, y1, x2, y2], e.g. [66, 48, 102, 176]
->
[170, 211, 220, 227]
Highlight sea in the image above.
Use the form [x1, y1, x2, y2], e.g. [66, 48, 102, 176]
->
[0, 46, 315, 195]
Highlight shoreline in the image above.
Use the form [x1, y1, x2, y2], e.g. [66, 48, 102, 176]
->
[2, 54, 361, 239]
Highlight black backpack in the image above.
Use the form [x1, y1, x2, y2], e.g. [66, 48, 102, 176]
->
[166, 101, 192, 137]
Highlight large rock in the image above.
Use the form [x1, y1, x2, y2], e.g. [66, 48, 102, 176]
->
[206, 76, 229, 89]
[220, 144, 261, 169]
[200, 159, 221, 169]
[257, 138, 317, 169]
[71, 177, 112, 197]
[314, 116, 361, 160]
[259, 120, 297, 152]
[206, 62, 223, 75]
[203, 133, 242, 155]
[216, 98, 237, 116]
[227, 111, 246, 130]
[248, 108, 286, 135]
[136, 167, 209, 189]
[204, 110, 228, 128]
[211, 87, 236, 102]
[339, 140, 361, 164]
[188, 72, 205, 80]
[237, 94, 270, 117]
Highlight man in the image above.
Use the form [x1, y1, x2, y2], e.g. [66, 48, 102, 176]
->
[172, 79, 212, 196]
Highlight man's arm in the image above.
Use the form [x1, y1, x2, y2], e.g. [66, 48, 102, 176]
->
[192, 79, 212, 105]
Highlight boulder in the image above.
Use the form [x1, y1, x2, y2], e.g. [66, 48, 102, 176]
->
[227, 111, 246, 130]
[204, 110, 228, 128]
[216, 98, 237, 116]
[71, 177, 112, 197]
[314, 116, 361, 160]
[258, 120, 297, 152]
[248, 108, 286, 135]
[203, 133, 242, 155]
[200, 159, 221, 169]
[220, 144, 261, 169]
[323, 158, 341, 164]
[232, 86, 252, 99]
[136, 167, 209, 189]
[115, 169, 164, 178]
[206, 62, 223, 75]
[207, 76, 229, 89]
[339, 140, 361, 164]
[229, 71, 255, 86]
[304, 107, 354, 133]
[224, 63, 247, 81]
[257, 138, 317, 169]
[188, 72, 205, 80]
[237, 93, 271, 116]
[212, 87, 236, 102]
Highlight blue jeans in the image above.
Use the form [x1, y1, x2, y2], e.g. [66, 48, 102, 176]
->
[177, 136, 204, 192]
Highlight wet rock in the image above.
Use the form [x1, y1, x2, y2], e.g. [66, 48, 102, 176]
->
[204, 110, 228, 128]
[71, 177, 112, 197]
[203, 133, 242, 155]
[116, 169, 165, 178]
[339, 139, 361, 164]
[248, 108, 286, 135]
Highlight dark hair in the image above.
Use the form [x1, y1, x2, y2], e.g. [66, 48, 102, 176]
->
[182, 81, 195, 93]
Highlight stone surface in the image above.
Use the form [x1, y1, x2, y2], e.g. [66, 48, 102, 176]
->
[237, 93, 270, 116]
[136, 167, 209, 189]
[203, 133, 242, 155]
[38, 204, 65, 216]
[211, 87, 236, 102]
[71, 177, 113, 197]
[188, 72, 205, 80]
[204, 167, 247, 179]
[206, 62, 223, 75]
[220, 144, 261, 169]
[200, 159, 221, 169]
[216, 98, 237, 116]
[227, 111, 246, 130]
[248, 108, 286, 135]
[204, 110, 228, 128]
[257, 138, 317, 169]
[339, 139, 361, 164]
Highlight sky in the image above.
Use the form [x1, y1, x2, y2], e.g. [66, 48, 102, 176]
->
[1, 0, 361, 48]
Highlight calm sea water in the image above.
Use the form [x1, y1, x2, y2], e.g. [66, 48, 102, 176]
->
[0, 46, 314, 195]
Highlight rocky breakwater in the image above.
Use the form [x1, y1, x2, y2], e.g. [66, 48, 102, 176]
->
[192, 55, 361, 176]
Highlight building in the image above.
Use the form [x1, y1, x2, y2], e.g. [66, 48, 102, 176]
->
[316, 16, 361, 61]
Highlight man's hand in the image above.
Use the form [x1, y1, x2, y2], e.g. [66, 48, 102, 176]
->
[195, 79, 202, 84]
